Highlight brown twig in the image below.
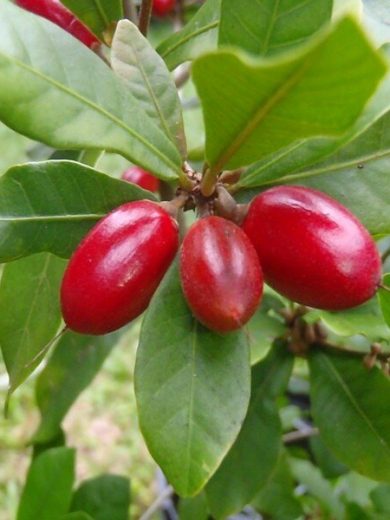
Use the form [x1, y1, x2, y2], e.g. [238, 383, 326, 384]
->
[138, 0, 153, 36]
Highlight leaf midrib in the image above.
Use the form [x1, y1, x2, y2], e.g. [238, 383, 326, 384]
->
[159, 21, 219, 58]
[0, 50, 179, 173]
[0, 214, 103, 222]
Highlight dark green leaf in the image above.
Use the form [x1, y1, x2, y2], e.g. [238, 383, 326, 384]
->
[219, 0, 332, 56]
[33, 429, 66, 459]
[157, 0, 221, 70]
[17, 447, 75, 520]
[0, 2, 181, 180]
[135, 261, 251, 496]
[309, 349, 390, 482]
[70, 474, 130, 520]
[33, 331, 121, 444]
[111, 20, 186, 155]
[0, 253, 66, 393]
[310, 435, 349, 479]
[205, 340, 293, 518]
[0, 161, 156, 262]
[61, 0, 123, 40]
[178, 492, 209, 520]
[251, 452, 304, 520]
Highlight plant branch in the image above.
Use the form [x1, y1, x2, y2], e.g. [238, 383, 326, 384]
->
[139, 485, 174, 520]
[283, 427, 319, 444]
[138, 0, 153, 36]
[123, 0, 138, 23]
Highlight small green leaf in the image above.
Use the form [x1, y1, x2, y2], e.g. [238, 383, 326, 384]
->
[111, 20, 186, 156]
[157, 0, 221, 70]
[219, 0, 332, 56]
[309, 349, 390, 483]
[178, 492, 209, 520]
[70, 475, 130, 520]
[0, 253, 66, 394]
[61, 0, 123, 40]
[135, 261, 251, 496]
[192, 17, 387, 173]
[251, 452, 304, 520]
[17, 447, 75, 520]
[0, 161, 156, 262]
[205, 340, 293, 518]
[0, 2, 181, 180]
[378, 274, 390, 328]
[33, 330, 121, 444]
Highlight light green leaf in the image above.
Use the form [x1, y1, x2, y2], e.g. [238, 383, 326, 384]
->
[61, 0, 123, 39]
[111, 20, 186, 156]
[192, 17, 387, 174]
[33, 330, 121, 444]
[0, 2, 181, 180]
[309, 349, 390, 483]
[135, 261, 251, 497]
[157, 0, 221, 71]
[17, 447, 75, 520]
[371, 484, 390, 514]
[205, 341, 293, 518]
[219, 0, 332, 56]
[0, 253, 66, 394]
[0, 160, 156, 262]
[178, 492, 209, 520]
[70, 475, 130, 520]
[0, 122, 31, 175]
[251, 452, 304, 520]
[378, 274, 390, 329]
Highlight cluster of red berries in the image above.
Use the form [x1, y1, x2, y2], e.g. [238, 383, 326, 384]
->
[61, 167, 382, 336]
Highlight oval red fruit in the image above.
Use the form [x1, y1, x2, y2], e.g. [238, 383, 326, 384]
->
[15, 0, 99, 48]
[153, 0, 175, 17]
[242, 186, 381, 310]
[180, 216, 263, 333]
[61, 201, 179, 335]
[122, 166, 160, 193]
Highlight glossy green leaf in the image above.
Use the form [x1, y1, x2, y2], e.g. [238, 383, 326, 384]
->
[70, 475, 130, 520]
[379, 274, 390, 331]
[61, 0, 123, 39]
[219, 0, 332, 56]
[157, 0, 221, 70]
[251, 452, 304, 520]
[33, 330, 121, 443]
[178, 493, 209, 520]
[205, 340, 293, 518]
[0, 253, 66, 394]
[0, 2, 181, 180]
[0, 161, 156, 262]
[17, 447, 75, 520]
[111, 20, 186, 156]
[309, 349, 390, 482]
[135, 261, 251, 497]
[192, 17, 386, 174]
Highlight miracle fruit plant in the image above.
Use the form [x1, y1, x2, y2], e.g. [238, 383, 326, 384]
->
[1, 0, 390, 518]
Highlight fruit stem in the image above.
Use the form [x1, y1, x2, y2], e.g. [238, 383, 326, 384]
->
[200, 166, 218, 197]
[379, 282, 390, 292]
[138, 0, 153, 35]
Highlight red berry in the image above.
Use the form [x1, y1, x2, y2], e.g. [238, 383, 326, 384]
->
[180, 216, 263, 333]
[61, 201, 179, 335]
[122, 166, 160, 193]
[152, 0, 175, 17]
[15, 0, 99, 48]
[242, 186, 381, 311]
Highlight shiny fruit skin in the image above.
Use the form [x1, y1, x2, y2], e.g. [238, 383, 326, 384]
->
[61, 201, 179, 335]
[242, 186, 381, 310]
[15, 0, 99, 48]
[153, 0, 175, 16]
[122, 166, 160, 193]
[180, 216, 263, 333]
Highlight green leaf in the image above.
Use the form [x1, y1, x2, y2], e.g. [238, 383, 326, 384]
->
[0, 253, 66, 394]
[251, 452, 304, 520]
[70, 475, 130, 520]
[178, 492, 209, 520]
[157, 0, 221, 71]
[0, 160, 156, 262]
[60, 0, 123, 40]
[192, 17, 387, 174]
[310, 435, 349, 479]
[61, 514, 93, 520]
[17, 447, 75, 520]
[378, 274, 390, 329]
[309, 349, 390, 483]
[371, 484, 390, 514]
[219, 0, 332, 56]
[33, 330, 121, 444]
[111, 20, 186, 156]
[0, 2, 181, 181]
[205, 340, 293, 518]
[135, 261, 251, 497]
[0, 122, 30, 175]
[290, 457, 345, 519]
